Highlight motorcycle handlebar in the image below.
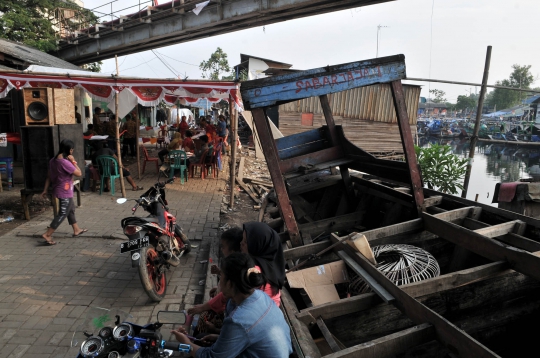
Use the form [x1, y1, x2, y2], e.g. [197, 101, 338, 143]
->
[156, 177, 175, 188]
[162, 341, 191, 352]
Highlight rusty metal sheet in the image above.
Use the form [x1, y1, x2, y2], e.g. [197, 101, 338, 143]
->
[279, 83, 420, 125]
[241, 55, 406, 109]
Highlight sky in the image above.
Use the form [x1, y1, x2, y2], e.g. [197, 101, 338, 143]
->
[81, 0, 539, 104]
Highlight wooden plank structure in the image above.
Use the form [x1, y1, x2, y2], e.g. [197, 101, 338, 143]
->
[239, 55, 540, 357]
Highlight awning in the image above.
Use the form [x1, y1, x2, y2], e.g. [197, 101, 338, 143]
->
[524, 94, 540, 105]
[0, 65, 243, 111]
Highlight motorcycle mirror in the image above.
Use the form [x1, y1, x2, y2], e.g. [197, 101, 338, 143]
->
[157, 311, 187, 325]
[116, 198, 128, 204]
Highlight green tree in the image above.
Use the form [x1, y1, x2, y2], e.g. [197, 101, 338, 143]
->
[200, 47, 232, 80]
[489, 64, 536, 110]
[455, 94, 477, 112]
[429, 89, 446, 103]
[0, 0, 97, 52]
[415, 144, 468, 194]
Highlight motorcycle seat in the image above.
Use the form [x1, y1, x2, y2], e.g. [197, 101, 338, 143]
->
[142, 217, 161, 224]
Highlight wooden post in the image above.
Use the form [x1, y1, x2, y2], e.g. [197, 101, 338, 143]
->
[252, 108, 302, 246]
[319, 94, 355, 207]
[136, 108, 141, 179]
[229, 93, 237, 209]
[115, 55, 127, 198]
[390, 80, 424, 217]
[462, 46, 492, 198]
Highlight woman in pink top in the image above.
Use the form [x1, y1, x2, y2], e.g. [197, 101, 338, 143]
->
[40, 139, 88, 245]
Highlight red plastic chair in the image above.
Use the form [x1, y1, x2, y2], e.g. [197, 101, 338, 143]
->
[140, 145, 159, 174]
[189, 150, 209, 179]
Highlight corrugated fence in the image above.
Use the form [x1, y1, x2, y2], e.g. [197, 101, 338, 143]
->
[279, 83, 420, 124]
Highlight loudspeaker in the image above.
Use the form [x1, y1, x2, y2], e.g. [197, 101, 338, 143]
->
[57, 124, 84, 176]
[23, 88, 54, 125]
[21, 126, 59, 190]
[23, 88, 75, 125]
[21, 124, 85, 190]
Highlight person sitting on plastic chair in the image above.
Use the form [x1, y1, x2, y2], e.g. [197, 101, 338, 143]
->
[91, 141, 143, 192]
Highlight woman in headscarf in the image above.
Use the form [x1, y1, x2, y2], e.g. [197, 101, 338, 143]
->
[241, 221, 285, 303]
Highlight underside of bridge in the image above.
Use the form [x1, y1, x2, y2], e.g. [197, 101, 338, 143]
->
[52, 0, 394, 65]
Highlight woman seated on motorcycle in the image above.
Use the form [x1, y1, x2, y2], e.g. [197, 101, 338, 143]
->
[171, 252, 292, 358]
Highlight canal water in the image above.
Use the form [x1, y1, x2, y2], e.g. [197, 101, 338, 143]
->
[418, 137, 538, 207]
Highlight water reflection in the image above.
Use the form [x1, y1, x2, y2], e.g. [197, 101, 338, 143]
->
[418, 136, 534, 206]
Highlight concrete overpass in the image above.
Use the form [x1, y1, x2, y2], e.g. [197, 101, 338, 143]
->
[52, 0, 394, 65]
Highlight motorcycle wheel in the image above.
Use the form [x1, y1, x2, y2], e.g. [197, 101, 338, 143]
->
[138, 246, 167, 302]
[175, 225, 192, 254]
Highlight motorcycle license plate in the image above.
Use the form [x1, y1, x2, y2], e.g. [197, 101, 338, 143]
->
[120, 237, 150, 253]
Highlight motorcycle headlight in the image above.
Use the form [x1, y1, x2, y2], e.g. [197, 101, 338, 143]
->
[124, 225, 142, 235]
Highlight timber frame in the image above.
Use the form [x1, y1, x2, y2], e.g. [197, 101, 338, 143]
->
[240, 55, 540, 357]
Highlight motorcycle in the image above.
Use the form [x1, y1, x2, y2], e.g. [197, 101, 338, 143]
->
[72, 307, 191, 357]
[117, 176, 191, 302]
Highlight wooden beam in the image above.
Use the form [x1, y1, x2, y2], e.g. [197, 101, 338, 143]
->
[241, 55, 406, 109]
[299, 211, 364, 236]
[324, 323, 436, 358]
[279, 146, 344, 174]
[423, 212, 540, 281]
[362, 219, 423, 242]
[280, 287, 322, 358]
[462, 217, 540, 252]
[390, 80, 424, 216]
[424, 195, 442, 207]
[472, 221, 522, 238]
[284, 240, 331, 260]
[329, 234, 499, 358]
[316, 317, 341, 353]
[296, 260, 511, 325]
[337, 251, 395, 303]
[252, 108, 301, 246]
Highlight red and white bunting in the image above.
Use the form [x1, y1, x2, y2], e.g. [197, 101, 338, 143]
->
[0, 72, 242, 111]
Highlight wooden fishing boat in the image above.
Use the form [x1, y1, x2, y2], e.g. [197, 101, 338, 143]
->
[239, 55, 540, 358]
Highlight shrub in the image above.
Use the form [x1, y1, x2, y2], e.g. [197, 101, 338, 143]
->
[414, 144, 468, 195]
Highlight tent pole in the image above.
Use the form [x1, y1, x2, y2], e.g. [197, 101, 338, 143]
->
[461, 46, 492, 198]
[229, 93, 237, 209]
[115, 55, 127, 198]
[136, 107, 141, 180]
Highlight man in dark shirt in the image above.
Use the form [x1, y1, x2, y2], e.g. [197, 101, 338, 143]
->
[91, 141, 143, 191]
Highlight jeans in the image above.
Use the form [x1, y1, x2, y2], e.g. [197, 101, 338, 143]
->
[49, 197, 76, 229]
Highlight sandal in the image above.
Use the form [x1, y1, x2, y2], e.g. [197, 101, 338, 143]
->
[132, 186, 144, 191]
[73, 229, 89, 237]
[39, 235, 57, 245]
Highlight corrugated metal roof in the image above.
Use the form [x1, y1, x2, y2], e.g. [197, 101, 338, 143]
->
[279, 83, 420, 125]
[0, 39, 82, 71]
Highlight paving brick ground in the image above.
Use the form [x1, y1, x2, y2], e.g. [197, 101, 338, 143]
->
[0, 148, 227, 357]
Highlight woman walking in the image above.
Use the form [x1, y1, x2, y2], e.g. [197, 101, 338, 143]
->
[40, 139, 88, 245]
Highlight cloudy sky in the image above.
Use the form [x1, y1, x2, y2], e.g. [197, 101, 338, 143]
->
[83, 0, 539, 103]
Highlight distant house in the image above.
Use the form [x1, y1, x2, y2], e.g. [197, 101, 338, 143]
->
[524, 94, 540, 122]
[234, 54, 293, 80]
[418, 101, 448, 117]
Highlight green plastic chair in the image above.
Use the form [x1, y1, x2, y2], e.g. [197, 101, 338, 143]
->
[168, 150, 188, 184]
[96, 155, 120, 195]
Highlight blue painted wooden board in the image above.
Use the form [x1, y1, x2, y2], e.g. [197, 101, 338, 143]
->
[275, 128, 327, 151]
[241, 55, 406, 109]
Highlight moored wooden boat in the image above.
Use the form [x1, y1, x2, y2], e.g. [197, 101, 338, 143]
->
[239, 55, 540, 358]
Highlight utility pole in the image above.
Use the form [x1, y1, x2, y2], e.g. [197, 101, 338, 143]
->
[376, 25, 388, 58]
[461, 46, 492, 199]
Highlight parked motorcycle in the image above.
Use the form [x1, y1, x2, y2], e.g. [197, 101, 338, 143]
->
[117, 176, 191, 302]
[72, 307, 191, 357]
